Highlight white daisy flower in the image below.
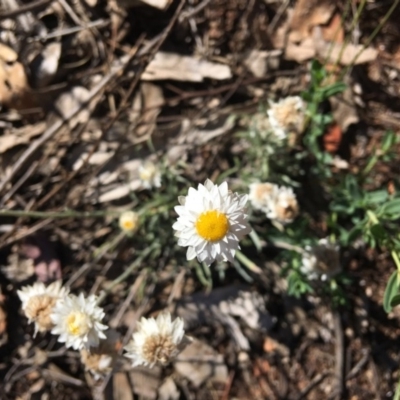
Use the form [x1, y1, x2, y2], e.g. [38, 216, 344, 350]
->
[124, 312, 185, 368]
[301, 238, 341, 281]
[267, 96, 306, 140]
[249, 182, 299, 224]
[51, 293, 108, 350]
[173, 179, 251, 266]
[17, 281, 69, 335]
[119, 211, 139, 234]
[139, 160, 161, 189]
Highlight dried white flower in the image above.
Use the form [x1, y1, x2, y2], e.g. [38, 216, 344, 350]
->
[119, 211, 139, 234]
[17, 281, 69, 335]
[173, 179, 251, 266]
[301, 238, 341, 281]
[249, 182, 276, 211]
[267, 96, 306, 140]
[139, 160, 161, 189]
[249, 182, 299, 224]
[3, 246, 35, 282]
[51, 293, 107, 350]
[124, 312, 185, 368]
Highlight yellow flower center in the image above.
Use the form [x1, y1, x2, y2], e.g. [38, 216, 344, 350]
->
[66, 311, 90, 336]
[195, 210, 229, 242]
[122, 220, 135, 231]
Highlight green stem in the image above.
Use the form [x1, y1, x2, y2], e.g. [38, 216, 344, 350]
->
[334, 0, 367, 68]
[391, 250, 400, 272]
[394, 375, 400, 400]
[97, 244, 156, 304]
[0, 209, 118, 219]
[235, 250, 262, 274]
[271, 240, 305, 255]
[346, 0, 400, 70]
[194, 262, 212, 289]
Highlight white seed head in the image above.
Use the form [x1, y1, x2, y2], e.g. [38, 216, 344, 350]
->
[124, 312, 185, 368]
[17, 281, 69, 335]
[267, 96, 306, 140]
[249, 182, 299, 224]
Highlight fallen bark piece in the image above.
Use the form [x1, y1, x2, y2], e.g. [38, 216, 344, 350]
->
[142, 52, 232, 82]
[173, 339, 228, 388]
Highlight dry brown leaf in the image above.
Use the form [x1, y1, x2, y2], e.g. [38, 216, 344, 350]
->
[322, 12, 344, 43]
[0, 303, 6, 336]
[174, 339, 228, 388]
[323, 123, 342, 153]
[330, 83, 359, 133]
[313, 27, 377, 65]
[53, 86, 92, 129]
[142, 52, 232, 82]
[243, 49, 281, 78]
[113, 373, 134, 400]
[0, 43, 30, 109]
[158, 377, 180, 400]
[284, 37, 316, 62]
[289, 0, 336, 43]
[129, 83, 163, 137]
[129, 366, 162, 399]
[0, 122, 45, 153]
[2, 245, 35, 282]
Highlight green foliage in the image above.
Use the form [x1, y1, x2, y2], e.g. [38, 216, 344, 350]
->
[383, 271, 400, 313]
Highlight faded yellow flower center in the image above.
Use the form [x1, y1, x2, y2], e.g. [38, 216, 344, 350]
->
[143, 334, 175, 365]
[67, 311, 90, 336]
[25, 294, 57, 332]
[122, 219, 136, 231]
[195, 210, 229, 242]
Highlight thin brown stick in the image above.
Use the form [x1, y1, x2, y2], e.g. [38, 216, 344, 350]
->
[0, 0, 50, 20]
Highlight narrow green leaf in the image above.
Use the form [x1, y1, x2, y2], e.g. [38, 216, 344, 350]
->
[381, 199, 400, 216]
[383, 271, 400, 313]
[390, 294, 400, 309]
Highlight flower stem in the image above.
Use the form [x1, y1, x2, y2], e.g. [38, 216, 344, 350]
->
[235, 250, 262, 274]
[194, 262, 212, 290]
[97, 244, 156, 304]
[0, 209, 118, 219]
[394, 375, 400, 400]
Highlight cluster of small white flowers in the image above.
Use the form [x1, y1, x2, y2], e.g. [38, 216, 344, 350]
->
[18, 281, 186, 374]
[249, 182, 299, 224]
[301, 238, 341, 281]
[267, 96, 306, 140]
[18, 283, 108, 351]
[16, 179, 260, 377]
